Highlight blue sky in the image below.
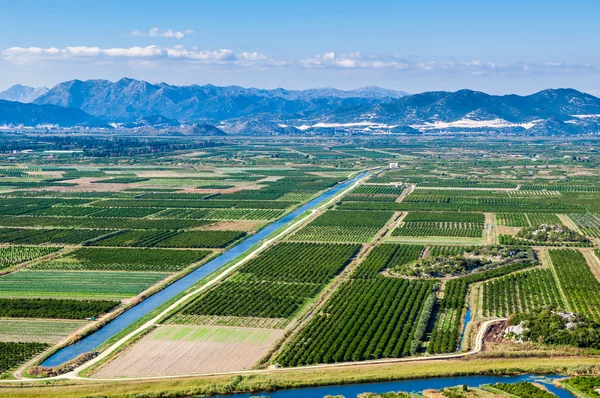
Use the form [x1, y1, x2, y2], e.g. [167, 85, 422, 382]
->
[1, 0, 599, 95]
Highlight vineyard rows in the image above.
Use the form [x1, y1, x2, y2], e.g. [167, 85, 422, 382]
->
[91, 229, 245, 248]
[549, 249, 600, 320]
[277, 244, 433, 366]
[0, 228, 109, 245]
[498, 234, 591, 247]
[290, 210, 393, 243]
[0, 297, 118, 319]
[392, 221, 483, 238]
[0, 216, 209, 230]
[353, 244, 423, 279]
[0, 342, 48, 375]
[520, 185, 600, 192]
[568, 213, 600, 238]
[351, 186, 403, 195]
[175, 243, 359, 323]
[0, 246, 60, 270]
[277, 278, 435, 366]
[403, 212, 484, 223]
[481, 269, 564, 317]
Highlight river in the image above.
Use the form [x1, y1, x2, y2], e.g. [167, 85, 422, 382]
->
[216, 374, 572, 397]
[41, 172, 369, 367]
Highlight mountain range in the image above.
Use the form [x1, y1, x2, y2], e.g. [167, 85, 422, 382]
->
[0, 78, 599, 135]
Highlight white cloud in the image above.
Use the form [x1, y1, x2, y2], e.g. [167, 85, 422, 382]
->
[298, 52, 596, 75]
[1, 45, 597, 76]
[131, 27, 194, 39]
[1, 45, 282, 67]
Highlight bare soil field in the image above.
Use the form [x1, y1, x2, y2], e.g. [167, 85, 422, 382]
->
[44, 177, 135, 192]
[136, 171, 222, 178]
[495, 226, 521, 236]
[93, 325, 283, 378]
[207, 220, 265, 232]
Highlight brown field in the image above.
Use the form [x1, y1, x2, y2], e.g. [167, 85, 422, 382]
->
[136, 171, 222, 178]
[93, 325, 283, 378]
[495, 226, 521, 236]
[43, 177, 134, 192]
[207, 220, 265, 232]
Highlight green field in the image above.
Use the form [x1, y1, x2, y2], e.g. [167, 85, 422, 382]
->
[151, 325, 276, 344]
[0, 271, 168, 299]
[0, 319, 87, 343]
[32, 247, 211, 272]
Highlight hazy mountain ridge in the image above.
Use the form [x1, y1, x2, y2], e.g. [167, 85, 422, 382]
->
[0, 99, 100, 127]
[0, 85, 49, 103]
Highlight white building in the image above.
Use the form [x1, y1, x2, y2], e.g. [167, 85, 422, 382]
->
[389, 162, 399, 169]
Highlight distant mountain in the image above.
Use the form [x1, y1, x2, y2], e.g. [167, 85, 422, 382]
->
[220, 118, 302, 135]
[33, 78, 404, 121]
[342, 88, 600, 124]
[185, 123, 228, 136]
[123, 114, 181, 129]
[0, 85, 48, 103]
[0, 78, 595, 136]
[0, 100, 99, 127]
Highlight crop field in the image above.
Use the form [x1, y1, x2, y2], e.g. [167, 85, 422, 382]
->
[498, 213, 563, 229]
[32, 247, 211, 272]
[155, 208, 285, 221]
[0, 216, 210, 230]
[549, 249, 600, 320]
[0, 271, 168, 299]
[172, 243, 359, 324]
[0, 246, 60, 270]
[0, 342, 47, 375]
[93, 325, 284, 377]
[392, 221, 484, 238]
[0, 297, 119, 319]
[0, 319, 87, 343]
[91, 230, 245, 248]
[289, 210, 393, 242]
[340, 190, 600, 213]
[352, 244, 423, 279]
[389, 213, 485, 243]
[351, 186, 403, 195]
[568, 213, 600, 238]
[86, 207, 164, 218]
[277, 278, 435, 366]
[495, 213, 529, 227]
[0, 228, 110, 245]
[276, 243, 433, 366]
[481, 269, 564, 317]
[93, 198, 295, 209]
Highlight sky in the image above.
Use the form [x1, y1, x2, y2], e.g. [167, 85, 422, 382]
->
[0, 0, 599, 95]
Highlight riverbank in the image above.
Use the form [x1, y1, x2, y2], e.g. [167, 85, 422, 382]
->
[3, 356, 600, 397]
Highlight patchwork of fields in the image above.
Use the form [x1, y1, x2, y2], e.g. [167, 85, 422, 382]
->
[3, 138, 600, 390]
[0, 165, 351, 376]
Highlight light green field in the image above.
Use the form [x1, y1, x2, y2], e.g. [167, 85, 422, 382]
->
[384, 235, 486, 245]
[151, 325, 277, 345]
[0, 271, 168, 300]
[0, 319, 88, 343]
[138, 178, 227, 188]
